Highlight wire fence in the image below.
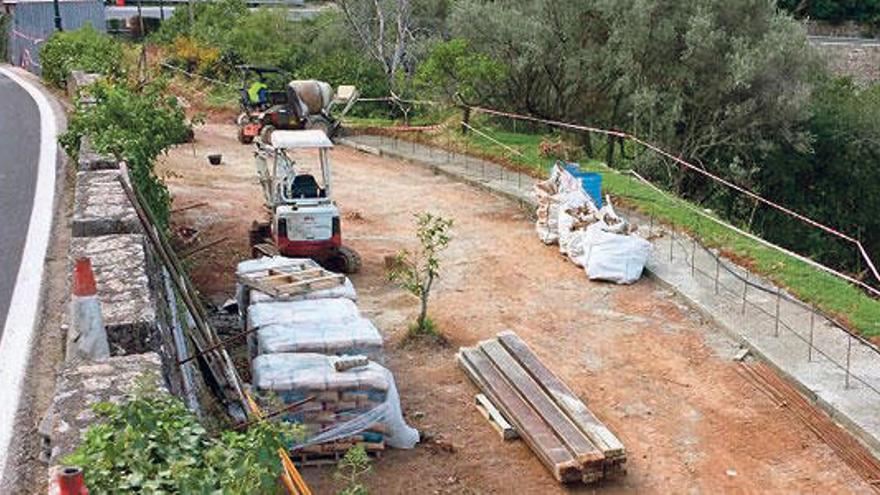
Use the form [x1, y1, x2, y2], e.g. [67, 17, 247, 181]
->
[346, 128, 880, 404]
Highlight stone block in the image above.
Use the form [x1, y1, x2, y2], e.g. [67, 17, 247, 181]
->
[72, 170, 139, 237]
[66, 70, 101, 102]
[70, 234, 158, 355]
[77, 136, 118, 171]
[39, 353, 167, 467]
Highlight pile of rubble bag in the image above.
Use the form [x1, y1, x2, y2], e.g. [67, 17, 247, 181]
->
[535, 162, 651, 284]
[236, 256, 419, 460]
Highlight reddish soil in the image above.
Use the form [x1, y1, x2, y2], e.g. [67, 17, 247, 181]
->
[157, 123, 872, 494]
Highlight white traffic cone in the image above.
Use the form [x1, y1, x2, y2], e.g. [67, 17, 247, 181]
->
[71, 257, 109, 360]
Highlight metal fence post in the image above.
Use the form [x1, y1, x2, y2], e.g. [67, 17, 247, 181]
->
[670, 224, 675, 262]
[808, 310, 814, 362]
[714, 255, 720, 295]
[774, 289, 781, 337]
[741, 273, 748, 315]
[649, 211, 654, 237]
[447, 133, 452, 162]
[691, 237, 696, 277]
[846, 336, 852, 389]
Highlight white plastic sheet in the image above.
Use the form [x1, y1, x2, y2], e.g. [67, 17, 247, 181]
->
[257, 318, 384, 360]
[252, 353, 419, 449]
[248, 298, 361, 329]
[580, 221, 652, 284]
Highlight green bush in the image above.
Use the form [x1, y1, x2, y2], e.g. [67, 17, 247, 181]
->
[0, 14, 10, 62]
[40, 25, 124, 88]
[59, 80, 191, 229]
[65, 387, 301, 493]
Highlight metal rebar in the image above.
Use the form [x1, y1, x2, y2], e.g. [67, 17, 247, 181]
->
[518, 170, 522, 190]
[846, 336, 852, 389]
[714, 255, 720, 294]
[691, 237, 696, 276]
[649, 211, 654, 237]
[741, 273, 748, 315]
[808, 310, 815, 362]
[670, 224, 675, 262]
[774, 289, 781, 337]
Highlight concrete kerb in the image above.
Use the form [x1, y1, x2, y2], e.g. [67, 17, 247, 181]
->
[642, 262, 880, 456]
[341, 132, 880, 458]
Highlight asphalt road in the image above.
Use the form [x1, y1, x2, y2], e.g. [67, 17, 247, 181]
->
[0, 72, 40, 338]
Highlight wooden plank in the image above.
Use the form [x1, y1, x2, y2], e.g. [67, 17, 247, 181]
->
[497, 331, 625, 461]
[479, 340, 605, 477]
[475, 393, 518, 441]
[458, 348, 582, 483]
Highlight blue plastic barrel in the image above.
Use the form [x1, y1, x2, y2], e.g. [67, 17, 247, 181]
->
[563, 163, 603, 208]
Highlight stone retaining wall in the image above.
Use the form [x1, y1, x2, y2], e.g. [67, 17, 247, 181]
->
[41, 72, 195, 485]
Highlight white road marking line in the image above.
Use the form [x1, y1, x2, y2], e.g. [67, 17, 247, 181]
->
[0, 67, 58, 484]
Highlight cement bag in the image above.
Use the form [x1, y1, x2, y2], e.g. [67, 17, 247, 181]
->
[257, 318, 384, 361]
[252, 353, 419, 449]
[236, 257, 357, 313]
[248, 299, 360, 329]
[581, 222, 652, 284]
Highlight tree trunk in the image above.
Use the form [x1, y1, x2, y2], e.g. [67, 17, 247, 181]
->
[418, 292, 428, 332]
[580, 132, 593, 158]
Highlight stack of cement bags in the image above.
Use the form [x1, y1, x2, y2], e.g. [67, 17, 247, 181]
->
[237, 256, 418, 458]
[535, 163, 651, 284]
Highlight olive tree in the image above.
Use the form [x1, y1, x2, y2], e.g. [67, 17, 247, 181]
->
[388, 212, 453, 337]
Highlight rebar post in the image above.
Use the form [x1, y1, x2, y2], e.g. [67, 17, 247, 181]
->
[714, 255, 720, 294]
[774, 289, 781, 337]
[670, 224, 675, 262]
[741, 273, 748, 315]
[691, 237, 696, 276]
[846, 336, 852, 389]
[808, 310, 815, 362]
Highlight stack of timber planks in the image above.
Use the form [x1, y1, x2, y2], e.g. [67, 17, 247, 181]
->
[457, 331, 626, 484]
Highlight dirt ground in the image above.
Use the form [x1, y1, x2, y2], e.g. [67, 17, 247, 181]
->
[157, 123, 873, 494]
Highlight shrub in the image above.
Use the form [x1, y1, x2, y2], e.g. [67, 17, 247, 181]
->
[59, 80, 191, 229]
[65, 386, 301, 493]
[168, 35, 222, 77]
[388, 212, 454, 339]
[40, 25, 124, 88]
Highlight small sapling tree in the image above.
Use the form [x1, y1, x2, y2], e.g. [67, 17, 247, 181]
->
[388, 212, 454, 338]
[334, 444, 372, 495]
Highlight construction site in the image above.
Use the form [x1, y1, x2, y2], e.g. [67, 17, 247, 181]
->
[136, 117, 877, 493]
[7, 2, 880, 492]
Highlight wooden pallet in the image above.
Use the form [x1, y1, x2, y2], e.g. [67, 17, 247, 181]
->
[238, 260, 345, 298]
[291, 441, 384, 467]
[457, 331, 626, 485]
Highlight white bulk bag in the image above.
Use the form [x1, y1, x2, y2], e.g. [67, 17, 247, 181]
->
[581, 221, 651, 284]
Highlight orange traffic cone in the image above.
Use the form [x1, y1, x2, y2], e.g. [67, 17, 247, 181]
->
[57, 466, 88, 495]
[71, 258, 109, 360]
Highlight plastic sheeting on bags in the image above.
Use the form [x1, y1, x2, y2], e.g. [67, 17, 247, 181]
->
[248, 298, 361, 330]
[580, 221, 652, 285]
[252, 353, 419, 449]
[257, 318, 384, 360]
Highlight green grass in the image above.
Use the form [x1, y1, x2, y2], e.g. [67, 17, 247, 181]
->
[371, 117, 880, 337]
